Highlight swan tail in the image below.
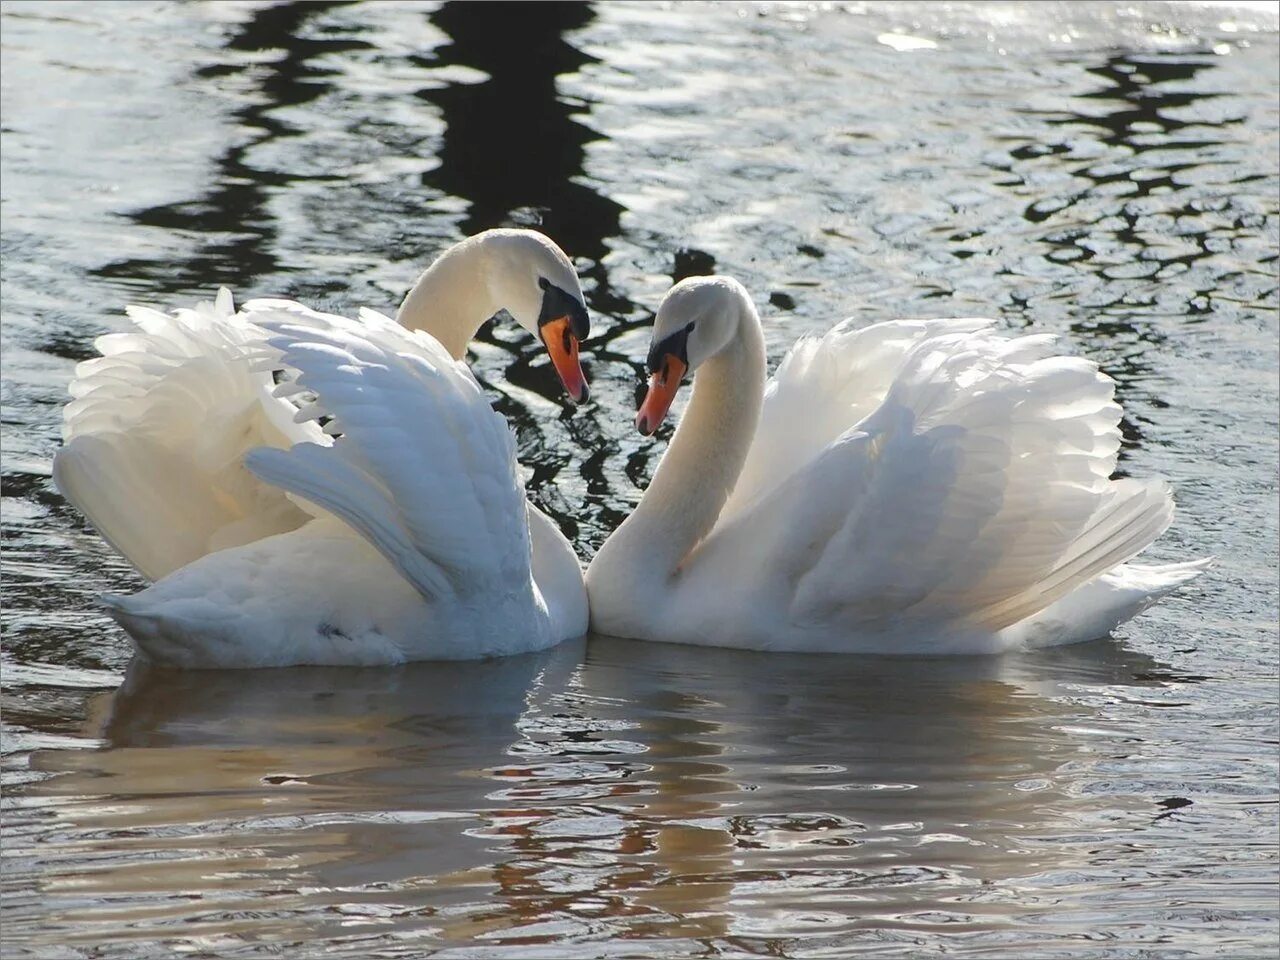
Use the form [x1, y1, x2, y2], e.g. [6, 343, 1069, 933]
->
[1002, 557, 1214, 648]
[99, 525, 423, 668]
[103, 584, 404, 670]
[100, 590, 221, 668]
[102, 585, 256, 669]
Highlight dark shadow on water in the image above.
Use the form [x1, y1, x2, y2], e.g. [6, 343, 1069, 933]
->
[82, 0, 640, 545]
[1021, 51, 1228, 225]
[417, 1, 622, 266]
[88, 1, 630, 310]
[407, 2, 647, 545]
[1021, 50, 1232, 310]
[1062, 53, 1226, 145]
[93, 1, 371, 296]
[993, 50, 1237, 463]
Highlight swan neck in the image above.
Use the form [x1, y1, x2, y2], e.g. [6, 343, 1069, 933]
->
[528, 504, 587, 639]
[394, 237, 498, 359]
[627, 300, 766, 577]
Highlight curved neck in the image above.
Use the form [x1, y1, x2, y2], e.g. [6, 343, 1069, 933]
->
[394, 236, 498, 359]
[603, 297, 767, 583]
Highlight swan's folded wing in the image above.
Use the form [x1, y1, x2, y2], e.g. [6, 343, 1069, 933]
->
[53, 289, 313, 580]
[722, 317, 1000, 521]
[242, 303, 531, 604]
[699, 328, 1173, 633]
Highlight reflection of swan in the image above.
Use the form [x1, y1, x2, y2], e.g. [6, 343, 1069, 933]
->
[468, 636, 1182, 942]
[588, 276, 1208, 653]
[15, 642, 586, 943]
[16, 634, 1179, 947]
[97, 640, 584, 747]
[53, 230, 592, 666]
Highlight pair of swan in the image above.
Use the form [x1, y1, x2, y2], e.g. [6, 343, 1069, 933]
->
[54, 230, 1207, 667]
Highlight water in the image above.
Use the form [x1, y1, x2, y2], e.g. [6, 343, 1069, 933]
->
[1, 1, 1277, 956]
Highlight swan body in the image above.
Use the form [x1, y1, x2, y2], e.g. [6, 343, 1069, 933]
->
[586, 276, 1208, 654]
[55, 230, 591, 667]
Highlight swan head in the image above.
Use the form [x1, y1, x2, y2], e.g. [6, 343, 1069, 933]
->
[637, 276, 746, 435]
[481, 229, 591, 403]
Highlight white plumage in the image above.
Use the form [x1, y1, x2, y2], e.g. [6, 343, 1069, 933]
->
[55, 289, 315, 582]
[60, 297, 586, 667]
[586, 276, 1208, 654]
[244, 302, 531, 604]
[54, 230, 594, 667]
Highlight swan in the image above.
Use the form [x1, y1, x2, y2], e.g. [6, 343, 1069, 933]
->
[54, 229, 592, 667]
[586, 275, 1209, 654]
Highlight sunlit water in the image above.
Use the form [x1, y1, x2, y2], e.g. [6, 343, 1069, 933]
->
[2, 2, 1277, 957]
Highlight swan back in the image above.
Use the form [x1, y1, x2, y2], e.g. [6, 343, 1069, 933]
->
[722, 317, 995, 521]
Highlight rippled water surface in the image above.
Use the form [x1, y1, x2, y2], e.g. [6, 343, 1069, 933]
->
[2, 2, 1278, 956]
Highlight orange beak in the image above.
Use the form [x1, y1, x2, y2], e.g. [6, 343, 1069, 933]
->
[540, 316, 589, 404]
[636, 355, 687, 436]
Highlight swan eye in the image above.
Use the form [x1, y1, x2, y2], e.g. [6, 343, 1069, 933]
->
[686, 322, 695, 333]
[645, 325, 692, 377]
[537, 277, 550, 291]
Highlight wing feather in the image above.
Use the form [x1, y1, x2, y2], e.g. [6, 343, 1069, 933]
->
[53, 290, 313, 580]
[700, 321, 1174, 636]
[241, 302, 531, 604]
[723, 317, 996, 520]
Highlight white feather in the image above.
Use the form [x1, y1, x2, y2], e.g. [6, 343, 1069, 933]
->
[588, 277, 1207, 654]
[239, 302, 531, 602]
[53, 289, 315, 582]
[702, 325, 1201, 650]
[55, 270, 589, 667]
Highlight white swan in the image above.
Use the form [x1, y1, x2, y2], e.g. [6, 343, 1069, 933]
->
[586, 276, 1209, 654]
[54, 229, 592, 667]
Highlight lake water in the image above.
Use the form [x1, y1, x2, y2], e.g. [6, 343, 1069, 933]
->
[2, 1, 1277, 956]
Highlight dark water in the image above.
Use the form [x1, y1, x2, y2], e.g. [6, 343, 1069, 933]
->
[2, 2, 1277, 956]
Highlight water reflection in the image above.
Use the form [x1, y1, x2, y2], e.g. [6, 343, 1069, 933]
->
[482, 638, 1181, 943]
[16, 641, 584, 949]
[4, 0, 1276, 954]
[14, 636, 1178, 950]
[95, 2, 371, 295]
[420, 1, 621, 264]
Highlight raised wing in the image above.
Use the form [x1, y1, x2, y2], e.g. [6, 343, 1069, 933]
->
[242, 301, 532, 604]
[721, 317, 996, 521]
[696, 326, 1173, 634]
[53, 289, 313, 581]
